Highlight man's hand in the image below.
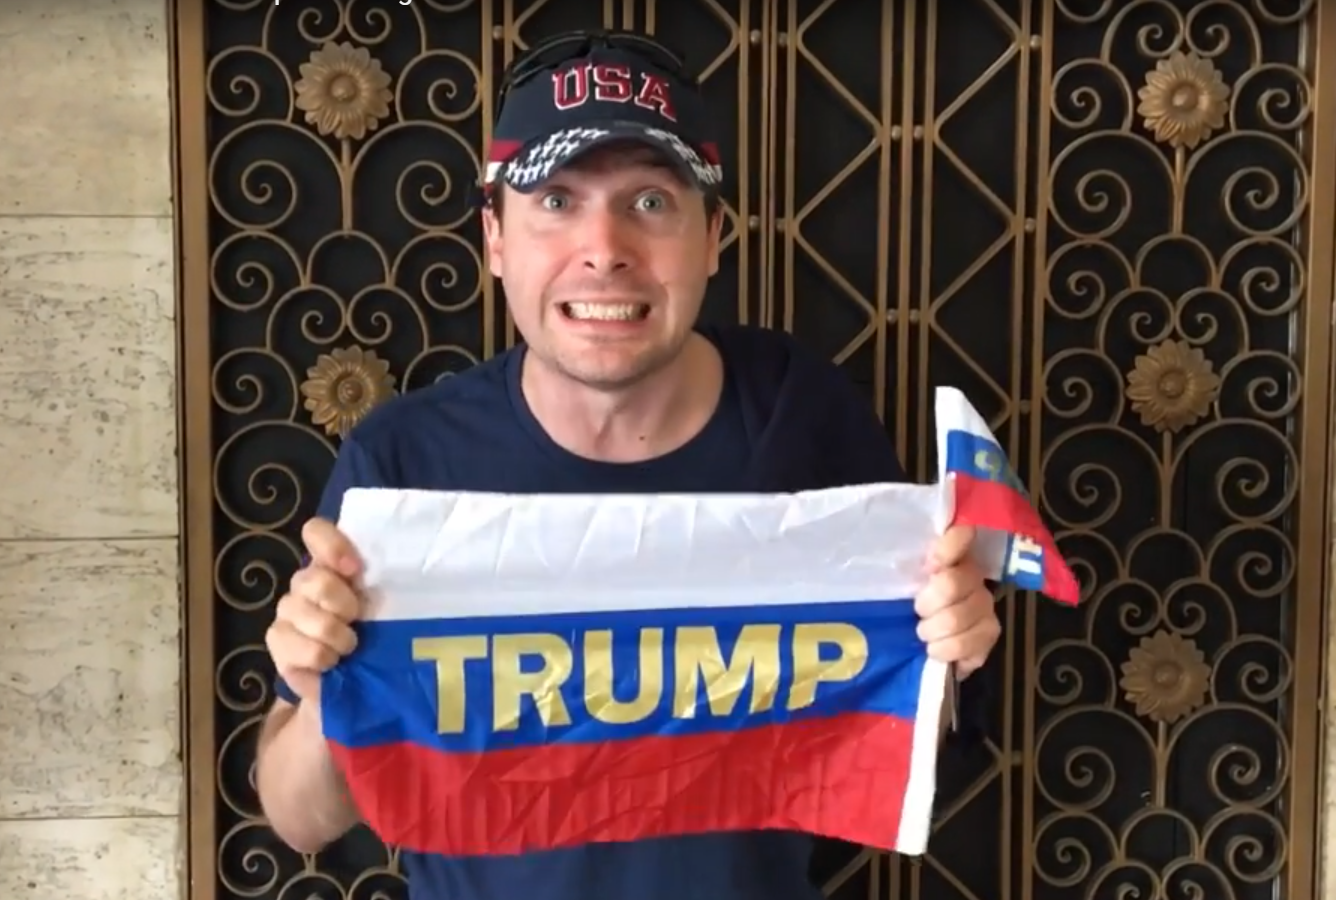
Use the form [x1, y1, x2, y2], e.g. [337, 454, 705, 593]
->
[265, 518, 365, 702]
[914, 524, 1000, 679]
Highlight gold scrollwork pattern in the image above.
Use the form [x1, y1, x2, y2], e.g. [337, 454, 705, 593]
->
[193, 1, 1327, 899]
[1035, 2, 1317, 900]
[207, 3, 493, 897]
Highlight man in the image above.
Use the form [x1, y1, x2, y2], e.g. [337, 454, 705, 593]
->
[257, 29, 1001, 900]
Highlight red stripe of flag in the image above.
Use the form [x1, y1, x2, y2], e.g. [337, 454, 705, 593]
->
[952, 471, 1081, 605]
[329, 712, 917, 857]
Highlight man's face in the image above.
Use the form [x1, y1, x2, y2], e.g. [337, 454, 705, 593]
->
[482, 141, 723, 392]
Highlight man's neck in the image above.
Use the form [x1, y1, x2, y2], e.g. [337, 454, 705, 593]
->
[522, 334, 724, 464]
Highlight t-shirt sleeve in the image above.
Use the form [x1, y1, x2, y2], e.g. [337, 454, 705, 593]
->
[273, 436, 384, 707]
[816, 367, 909, 487]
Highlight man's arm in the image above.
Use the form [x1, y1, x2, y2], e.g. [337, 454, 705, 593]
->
[255, 436, 381, 852]
[256, 699, 360, 851]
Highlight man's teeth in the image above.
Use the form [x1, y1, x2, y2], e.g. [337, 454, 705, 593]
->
[564, 302, 646, 321]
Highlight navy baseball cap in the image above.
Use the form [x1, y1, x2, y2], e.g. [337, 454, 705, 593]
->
[483, 31, 724, 197]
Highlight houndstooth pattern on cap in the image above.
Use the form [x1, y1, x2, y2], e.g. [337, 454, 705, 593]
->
[504, 128, 610, 189]
[642, 127, 723, 188]
[503, 126, 725, 191]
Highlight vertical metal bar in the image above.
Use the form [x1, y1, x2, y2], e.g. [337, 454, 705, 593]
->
[734, 0, 753, 326]
[171, 0, 217, 896]
[502, 0, 517, 350]
[1021, 2, 1056, 898]
[892, 0, 917, 465]
[1291, 2, 1336, 896]
[779, 0, 796, 334]
[1001, 4, 1034, 898]
[759, 0, 777, 329]
[481, 0, 495, 360]
[644, 0, 748, 322]
[912, 0, 936, 484]
[870, 1, 895, 424]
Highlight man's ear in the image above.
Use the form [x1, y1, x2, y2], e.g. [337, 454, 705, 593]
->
[705, 206, 724, 278]
[482, 204, 503, 278]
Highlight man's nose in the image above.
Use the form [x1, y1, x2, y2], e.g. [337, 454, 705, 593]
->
[578, 207, 633, 274]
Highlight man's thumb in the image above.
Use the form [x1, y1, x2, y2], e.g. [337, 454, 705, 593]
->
[301, 517, 362, 578]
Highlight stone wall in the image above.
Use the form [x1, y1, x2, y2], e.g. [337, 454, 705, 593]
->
[0, 1, 181, 898]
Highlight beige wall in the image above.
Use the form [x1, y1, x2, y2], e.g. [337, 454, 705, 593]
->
[0, 2, 1331, 900]
[0, 1, 181, 898]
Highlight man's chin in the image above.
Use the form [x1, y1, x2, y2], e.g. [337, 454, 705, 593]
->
[550, 344, 682, 393]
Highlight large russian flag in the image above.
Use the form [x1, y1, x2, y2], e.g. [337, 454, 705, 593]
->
[321, 388, 1079, 860]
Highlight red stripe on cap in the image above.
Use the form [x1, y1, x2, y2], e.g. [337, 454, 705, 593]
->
[486, 139, 524, 164]
[700, 141, 722, 165]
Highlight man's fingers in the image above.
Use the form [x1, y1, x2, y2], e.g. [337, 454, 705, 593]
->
[275, 668, 321, 704]
[289, 564, 362, 623]
[927, 524, 977, 572]
[277, 589, 360, 655]
[915, 525, 1000, 677]
[266, 616, 344, 674]
[302, 517, 363, 579]
[265, 630, 325, 702]
[923, 615, 1001, 669]
[266, 518, 365, 705]
[913, 564, 981, 621]
[954, 655, 986, 681]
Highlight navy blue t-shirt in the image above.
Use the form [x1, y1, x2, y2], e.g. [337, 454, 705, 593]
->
[276, 324, 977, 900]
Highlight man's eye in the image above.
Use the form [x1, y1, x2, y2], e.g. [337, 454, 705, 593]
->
[634, 192, 668, 212]
[540, 193, 569, 211]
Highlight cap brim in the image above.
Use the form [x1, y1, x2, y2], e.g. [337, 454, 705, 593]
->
[500, 122, 723, 195]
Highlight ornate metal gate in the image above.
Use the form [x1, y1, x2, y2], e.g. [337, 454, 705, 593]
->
[174, 1, 1335, 898]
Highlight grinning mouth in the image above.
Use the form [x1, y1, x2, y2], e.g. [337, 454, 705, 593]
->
[560, 302, 650, 322]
